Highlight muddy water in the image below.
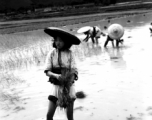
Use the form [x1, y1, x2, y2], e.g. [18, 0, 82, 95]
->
[1, 12, 152, 120]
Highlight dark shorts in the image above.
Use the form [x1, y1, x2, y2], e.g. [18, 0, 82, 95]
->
[48, 95, 76, 105]
[48, 95, 58, 104]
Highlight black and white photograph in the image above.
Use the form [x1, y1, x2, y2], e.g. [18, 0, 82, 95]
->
[0, 0, 152, 120]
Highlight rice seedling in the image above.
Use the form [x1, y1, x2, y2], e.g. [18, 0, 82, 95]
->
[0, 31, 48, 52]
[56, 68, 76, 109]
[0, 85, 22, 110]
[0, 32, 84, 72]
[0, 38, 53, 71]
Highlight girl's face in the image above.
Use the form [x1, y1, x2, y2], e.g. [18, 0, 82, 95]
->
[54, 36, 65, 49]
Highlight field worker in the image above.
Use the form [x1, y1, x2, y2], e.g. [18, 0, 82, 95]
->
[104, 23, 124, 48]
[84, 26, 105, 44]
[149, 22, 152, 33]
[83, 29, 92, 42]
[44, 27, 80, 120]
[92, 26, 106, 44]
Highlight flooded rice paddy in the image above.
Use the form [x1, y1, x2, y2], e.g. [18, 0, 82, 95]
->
[1, 12, 152, 120]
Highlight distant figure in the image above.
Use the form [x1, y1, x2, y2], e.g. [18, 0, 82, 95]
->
[83, 29, 92, 42]
[104, 47, 126, 69]
[149, 23, 152, 33]
[149, 22, 152, 36]
[83, 26, 105, 44]
[149, 28, 152, 33]
[104, 23, 124, 48]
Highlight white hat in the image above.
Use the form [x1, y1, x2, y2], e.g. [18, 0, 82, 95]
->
[77, 26, 92, 33]
[108, 24, 124, 39]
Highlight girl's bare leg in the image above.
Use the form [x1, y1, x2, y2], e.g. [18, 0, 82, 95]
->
[66, 101, 74, 120]
[47, 101, 57, 120]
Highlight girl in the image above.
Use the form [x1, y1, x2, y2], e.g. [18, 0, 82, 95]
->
[44, 27, 80, 120]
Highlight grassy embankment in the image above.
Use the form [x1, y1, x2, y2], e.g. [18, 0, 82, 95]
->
[1, 1, 152, 34]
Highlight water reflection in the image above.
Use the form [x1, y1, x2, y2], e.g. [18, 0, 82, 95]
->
[67, 12, 152, 36]
[104, 47, 126, 69]
[0, 89, 25, 111]
[0, 72, 26, 113]
[73, 42, 102, 61]
[1, 11, 152, 120]
[84, 43, 102, 57]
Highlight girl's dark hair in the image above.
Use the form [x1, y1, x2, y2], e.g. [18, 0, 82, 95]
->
[52, 40, 72, 50]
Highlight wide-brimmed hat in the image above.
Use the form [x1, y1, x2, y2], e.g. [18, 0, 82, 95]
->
[77, 26, 92, 33]
[44, 27, 81, 45]
[108, 24, 124, 39]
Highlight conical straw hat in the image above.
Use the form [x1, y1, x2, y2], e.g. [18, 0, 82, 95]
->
[44, 27, 81, 45]
[108, 24, 124, 39]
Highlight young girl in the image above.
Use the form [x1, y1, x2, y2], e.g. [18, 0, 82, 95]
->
[44, 27, 81, 120]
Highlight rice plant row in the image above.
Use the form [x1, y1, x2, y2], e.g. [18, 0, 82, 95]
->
[0, 40, 52, 71]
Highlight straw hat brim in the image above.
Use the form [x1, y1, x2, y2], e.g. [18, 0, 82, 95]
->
[108, 24, 124, 39]
[44, 27, 81, 45]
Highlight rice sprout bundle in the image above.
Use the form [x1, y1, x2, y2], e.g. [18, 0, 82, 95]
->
[57, 68, 75, 108]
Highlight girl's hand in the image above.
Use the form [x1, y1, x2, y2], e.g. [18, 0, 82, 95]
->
[55, 74, 61, 80]
[46, 71, 61, 80]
